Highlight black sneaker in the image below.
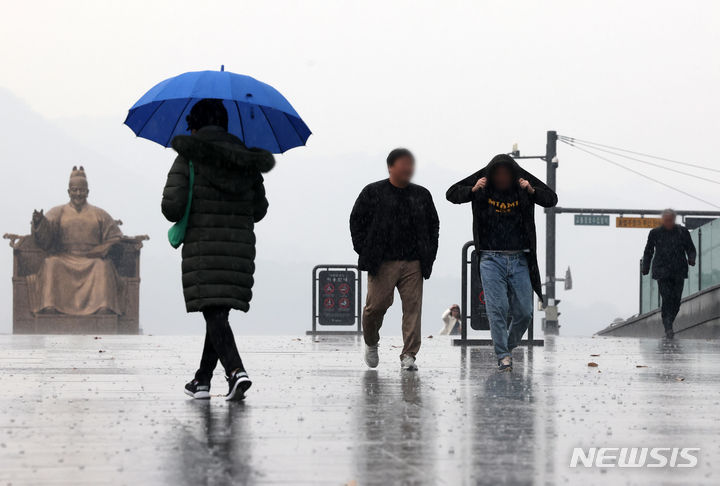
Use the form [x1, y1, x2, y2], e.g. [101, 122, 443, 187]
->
[497, 356, 512, 372]
[226, 370, 252, 401]
[665, 329, 675, 339]
[184, 379, 211, 399]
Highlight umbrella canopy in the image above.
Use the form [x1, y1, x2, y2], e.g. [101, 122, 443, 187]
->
[124, 67, 311, 153]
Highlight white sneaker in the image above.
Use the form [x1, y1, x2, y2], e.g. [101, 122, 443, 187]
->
[364, 345, 379, 368]
[401, 355, 418, 371]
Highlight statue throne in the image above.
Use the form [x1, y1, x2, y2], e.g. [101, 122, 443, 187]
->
[4, 228, 148, 334]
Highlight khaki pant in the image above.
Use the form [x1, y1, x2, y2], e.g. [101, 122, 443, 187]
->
[362, 260, 423, 359]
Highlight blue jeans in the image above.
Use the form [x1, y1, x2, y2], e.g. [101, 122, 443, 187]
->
[479, 252, 533, 359]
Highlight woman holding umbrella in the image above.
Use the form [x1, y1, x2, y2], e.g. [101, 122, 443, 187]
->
[162, 99, 275, 400]
[126, 67, 311, 400]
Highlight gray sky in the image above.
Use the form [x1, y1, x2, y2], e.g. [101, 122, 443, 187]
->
[1, 0, 719, 336]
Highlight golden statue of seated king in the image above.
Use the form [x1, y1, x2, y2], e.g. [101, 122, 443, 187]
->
[4, 166, 148, 334]
[28, 166, 124, 315]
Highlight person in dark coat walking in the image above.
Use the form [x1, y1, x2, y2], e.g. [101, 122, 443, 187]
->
[350, 148, 439, 371]
[446, 154, 557, 371]
[162, 99, 275, 400]
[642, 209, 696, 339]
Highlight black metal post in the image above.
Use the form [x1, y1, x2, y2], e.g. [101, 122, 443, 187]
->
[638, 259, 643, 314]
[698, 228, 702, 291]
[460, 241, 471, 343]
[357, 269, 363, 335]
[544, 131, 559, 334]
[312, 267, 317, 334]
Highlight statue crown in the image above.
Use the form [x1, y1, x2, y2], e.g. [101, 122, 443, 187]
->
[70, 165, 87, 180]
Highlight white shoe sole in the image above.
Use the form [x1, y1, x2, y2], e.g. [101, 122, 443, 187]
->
[184, 389, 211, 399]
[226, 375, 252, 401]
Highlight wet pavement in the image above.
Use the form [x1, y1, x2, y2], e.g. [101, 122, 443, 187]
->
[0, 334, 718, 485]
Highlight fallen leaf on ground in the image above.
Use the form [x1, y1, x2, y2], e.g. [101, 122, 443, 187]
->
[676, 377, 685, 381]
[636, 365, 648, 368]
[590, 354, 600, 357]
[426, 335, 433, 339]
[587, 362, 599, 367]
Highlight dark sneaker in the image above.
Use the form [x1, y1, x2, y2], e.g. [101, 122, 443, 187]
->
[184, 379, 211, 399]
[226, 370, 252, 401]
[497, 356, 512, 372]
[665, 329, 675, 339]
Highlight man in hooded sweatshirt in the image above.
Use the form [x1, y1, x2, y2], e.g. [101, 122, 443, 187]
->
[162, 99, 275, 400]
[446, 154, 557, 371]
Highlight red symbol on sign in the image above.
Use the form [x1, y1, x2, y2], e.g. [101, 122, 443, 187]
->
[338, 283, 351, 295]
[338, 297, 350, 309]
[323, 283, 335, 294]
[323, 298, 335, 309]
[477, 291, 485, 305]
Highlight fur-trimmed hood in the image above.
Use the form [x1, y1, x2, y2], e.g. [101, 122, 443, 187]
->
[171, 126, 275, 174]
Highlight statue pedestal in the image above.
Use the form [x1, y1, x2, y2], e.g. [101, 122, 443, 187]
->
[6, 234, 147, 335]
[15, 313, 120, 334]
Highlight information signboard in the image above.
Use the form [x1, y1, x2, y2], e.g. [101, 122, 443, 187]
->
[616, 217, 662, 229]
[574, 214, 609, 226]
[318, 270, 356, 325]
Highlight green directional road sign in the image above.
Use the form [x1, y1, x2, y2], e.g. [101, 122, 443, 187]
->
[574, 214, 610, 226]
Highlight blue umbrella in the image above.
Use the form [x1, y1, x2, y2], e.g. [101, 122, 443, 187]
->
[124, 66, 311, 153]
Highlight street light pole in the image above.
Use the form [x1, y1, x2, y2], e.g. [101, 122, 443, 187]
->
[544, 131, 559, 334]
[510, 131, 561, 334]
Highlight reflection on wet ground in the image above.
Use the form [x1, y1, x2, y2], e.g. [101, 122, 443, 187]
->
[0, 334, 718, 485]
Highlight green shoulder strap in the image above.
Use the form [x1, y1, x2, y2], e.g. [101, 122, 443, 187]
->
[167, 160, 194, 249]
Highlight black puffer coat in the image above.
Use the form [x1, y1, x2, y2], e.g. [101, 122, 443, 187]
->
[446, 154, 558, 302]
[162, 126, 274, 313]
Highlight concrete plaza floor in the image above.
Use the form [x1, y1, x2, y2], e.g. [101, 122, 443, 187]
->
[0, 334, 718, 485]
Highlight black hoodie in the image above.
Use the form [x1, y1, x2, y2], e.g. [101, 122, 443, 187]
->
[446, 154, 558, 301]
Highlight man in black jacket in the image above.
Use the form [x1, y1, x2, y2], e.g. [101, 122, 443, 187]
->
[446, 154, 557, 371]
[642, 209, 697, 339]
[350, 148, 439, 371]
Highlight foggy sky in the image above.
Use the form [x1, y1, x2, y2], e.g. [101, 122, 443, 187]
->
[1, 0, 719, 336]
